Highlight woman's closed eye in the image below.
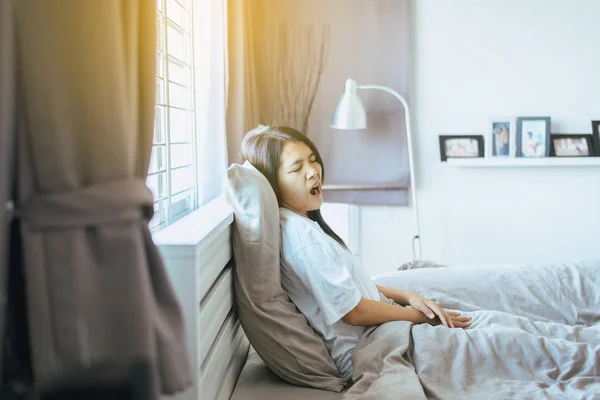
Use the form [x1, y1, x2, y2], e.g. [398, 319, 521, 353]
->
[289, 157, 318, 173]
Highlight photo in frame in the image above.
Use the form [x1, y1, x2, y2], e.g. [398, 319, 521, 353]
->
[487, 118, 516, 157]
[439, 135, 484, 161]
[550, 134, 595, 157]
[592, 121, 600, 156]
[516, 117, 551, 158]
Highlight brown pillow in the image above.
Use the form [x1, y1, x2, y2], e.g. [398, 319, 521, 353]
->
[224, 161, 347, 392]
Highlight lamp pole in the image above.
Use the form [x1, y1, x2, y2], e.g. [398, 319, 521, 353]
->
[355, 84, 421, 261]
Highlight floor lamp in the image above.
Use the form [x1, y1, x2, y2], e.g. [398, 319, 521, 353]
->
[330, 78, 421, 261]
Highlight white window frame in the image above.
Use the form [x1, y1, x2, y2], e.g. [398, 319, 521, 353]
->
[149, 0, 199, 230]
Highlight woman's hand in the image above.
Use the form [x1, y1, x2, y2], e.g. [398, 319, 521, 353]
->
[425, 311, 471, 328]
[408, 294, 471, 328]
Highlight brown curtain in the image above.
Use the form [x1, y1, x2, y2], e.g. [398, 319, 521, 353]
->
[226, 0, 261, 164]
[226, 0, 411, 205]
[226, 0, 331, 164]
[0, 0, 17, 383]
[11, 0, 191, 396]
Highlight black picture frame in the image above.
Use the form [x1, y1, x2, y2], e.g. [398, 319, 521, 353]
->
[516, 117, 551, 158]
[591, 121, 600, 157]
[439, 135, 484, 161]
[550, 134, 595, 157]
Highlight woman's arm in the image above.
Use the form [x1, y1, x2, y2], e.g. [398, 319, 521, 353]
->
[343, 295, 472, 328]
[342, 297, 430, 326]
[376, 285, 415, 305]
[376, 284, 452, 327]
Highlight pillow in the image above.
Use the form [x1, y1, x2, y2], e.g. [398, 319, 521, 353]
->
[397, 260, 448, 271]
[224, 161, 347, 392]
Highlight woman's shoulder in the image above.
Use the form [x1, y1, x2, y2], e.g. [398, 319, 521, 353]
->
[279, 208, 321, 240]
[279, 208, 326, 259]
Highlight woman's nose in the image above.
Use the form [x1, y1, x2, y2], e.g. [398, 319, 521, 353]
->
[306, 166, 318, 180]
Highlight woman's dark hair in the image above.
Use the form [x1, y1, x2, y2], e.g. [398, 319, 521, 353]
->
[241, 125, 347, 249]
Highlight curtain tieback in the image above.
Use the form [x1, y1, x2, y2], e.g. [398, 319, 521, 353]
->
[14, 178, 154, 230]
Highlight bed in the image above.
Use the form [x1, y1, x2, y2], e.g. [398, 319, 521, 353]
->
[236, 261, 599, 399]
[160, 199, 599, 400]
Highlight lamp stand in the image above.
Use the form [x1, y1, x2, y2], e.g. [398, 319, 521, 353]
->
[357, 85, 421, 260]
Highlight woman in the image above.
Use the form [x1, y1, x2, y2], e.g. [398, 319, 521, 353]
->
[241, 125, 471, 379]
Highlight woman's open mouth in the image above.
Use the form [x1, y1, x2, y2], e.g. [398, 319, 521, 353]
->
[310, 182, 321, 196]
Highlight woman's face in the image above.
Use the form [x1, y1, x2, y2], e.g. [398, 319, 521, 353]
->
[277, 140, 323, 217]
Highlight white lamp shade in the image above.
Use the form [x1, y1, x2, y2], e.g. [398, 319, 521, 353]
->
[330, 79, 367, 130]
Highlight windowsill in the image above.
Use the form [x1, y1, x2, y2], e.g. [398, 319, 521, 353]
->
[153, 196, 233, 257]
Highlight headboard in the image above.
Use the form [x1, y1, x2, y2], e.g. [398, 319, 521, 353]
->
[156, 198, 249, 400]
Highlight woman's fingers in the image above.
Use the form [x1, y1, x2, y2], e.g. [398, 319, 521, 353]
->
[454, 315, 471, 322]
[420, 303, 472, 329]
[456, 320, 472, 328]
[454, 321, 471, 328]
[416, 301, 435, 319]
[450, 315, 472, 328]
[426, 302, 450, 327]
[447, 312, 455, 328]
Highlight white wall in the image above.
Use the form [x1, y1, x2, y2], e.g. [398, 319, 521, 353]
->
[360, 0, 600, 276]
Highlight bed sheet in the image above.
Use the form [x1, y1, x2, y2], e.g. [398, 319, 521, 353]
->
[344, 260, 600, 399]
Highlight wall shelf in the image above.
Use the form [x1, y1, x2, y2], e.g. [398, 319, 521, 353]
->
[444, 158, 600, 168]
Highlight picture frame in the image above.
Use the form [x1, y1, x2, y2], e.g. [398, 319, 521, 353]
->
[487, 117, 516, 157]
[591, 121, 600, 157]
[516, 117, 551, 158]
[550, 134, 595, 157]
[439, 135, 484, 161]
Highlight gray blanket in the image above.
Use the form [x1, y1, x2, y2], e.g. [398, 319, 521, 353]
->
[344, 261, 600, 400]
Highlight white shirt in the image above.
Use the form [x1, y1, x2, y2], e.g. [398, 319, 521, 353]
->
[279, 208, 380, 379]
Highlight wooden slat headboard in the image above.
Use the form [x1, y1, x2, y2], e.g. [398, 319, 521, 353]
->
[157, 200, 249, 400]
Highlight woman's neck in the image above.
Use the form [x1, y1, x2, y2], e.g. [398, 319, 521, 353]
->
[281, 204, 309, 219]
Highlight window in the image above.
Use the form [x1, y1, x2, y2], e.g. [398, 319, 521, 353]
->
[149, 0, 197, 230]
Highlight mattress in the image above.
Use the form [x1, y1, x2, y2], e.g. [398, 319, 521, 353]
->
[229, 347, 345, 400]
